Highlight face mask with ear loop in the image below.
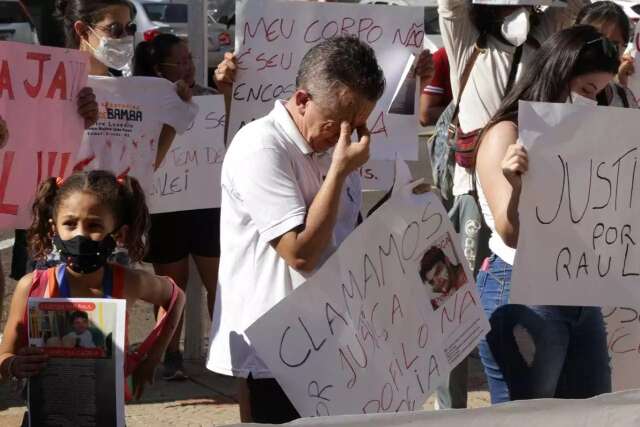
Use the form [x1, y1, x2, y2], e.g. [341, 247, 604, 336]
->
[53, 233, 118, 274]
[82, 27, 134, 71]
[568, 91, 598, 106]
[501, 8, 531, 47]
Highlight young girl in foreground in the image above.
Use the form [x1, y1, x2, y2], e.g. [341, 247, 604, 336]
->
[0, 170, 186, 399]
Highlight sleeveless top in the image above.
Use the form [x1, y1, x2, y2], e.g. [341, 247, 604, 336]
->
[476, 173, 516, 265]
[475, 120, 518, 265]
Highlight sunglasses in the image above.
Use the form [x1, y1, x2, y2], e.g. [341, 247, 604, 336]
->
[585, 37, 620, 59]
[91, 21, 137, 39]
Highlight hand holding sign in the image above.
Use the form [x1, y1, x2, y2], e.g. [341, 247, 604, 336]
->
[501, 142, 528, 189]
[619, 53, 635, 88]
[214, 52, 237, 97]
[10, 347, 48, 378]
[76, 87, 98, 129]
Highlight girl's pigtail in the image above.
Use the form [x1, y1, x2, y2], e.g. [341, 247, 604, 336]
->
[28, 177, 59, 260]
[119, 175, 149, 262]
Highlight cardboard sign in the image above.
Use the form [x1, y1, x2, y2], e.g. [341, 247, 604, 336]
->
[512, 101, 640, 307]
[231, 0, 424, 161]
[246, 178, 489, 417]
[0, 41, 88, 229]
[148, 96, 226, 213]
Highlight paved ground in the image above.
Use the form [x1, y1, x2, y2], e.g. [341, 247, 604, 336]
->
[0, 216, 491, 426]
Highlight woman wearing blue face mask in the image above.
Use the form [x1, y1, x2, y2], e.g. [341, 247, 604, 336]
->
[474, 25, 619, 404]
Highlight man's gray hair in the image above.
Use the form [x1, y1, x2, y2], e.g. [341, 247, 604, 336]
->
[296, 36, 386, 110]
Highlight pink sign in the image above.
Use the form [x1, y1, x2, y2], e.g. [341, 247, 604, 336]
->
[0, 41, 88, 228]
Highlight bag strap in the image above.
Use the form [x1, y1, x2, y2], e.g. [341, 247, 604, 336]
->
[448, 40, 484, 136]
[505, 44, 523, 95]
[449, 34, 524, 136]
[616, 84, 630, 108]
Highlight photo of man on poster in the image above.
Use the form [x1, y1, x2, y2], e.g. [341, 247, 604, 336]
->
[419, 237, 468, 310]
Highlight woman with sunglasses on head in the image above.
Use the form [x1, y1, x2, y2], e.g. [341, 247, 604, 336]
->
[132, 33, 236, 380]
[474, 25, 619, 404]
[576, 1, 638, 108]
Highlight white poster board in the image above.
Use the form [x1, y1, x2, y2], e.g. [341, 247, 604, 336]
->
[148, 95, 226, 213]
[246, 180, 489, 417]
[229, 389, 640, 427]
[604, 306, 640, 391]
[512, 101, 640, 307]
[231, 0, 424, 161]
[360, 160, 395, 191]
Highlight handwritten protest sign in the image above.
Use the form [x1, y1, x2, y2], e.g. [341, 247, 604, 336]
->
[246, 179, 489, 417]
[0, 41, 88, 229]
[360, 160, 395, 191]
[604, 306, 640, 391]
[147, 96, 225, 213]
[231, 0, 423, 161]
[512, 102, 640, 307]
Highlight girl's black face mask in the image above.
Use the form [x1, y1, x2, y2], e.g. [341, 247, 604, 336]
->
[53, 234, 117, 274]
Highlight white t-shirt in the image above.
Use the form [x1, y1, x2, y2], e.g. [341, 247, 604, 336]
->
[207, 100, 361, 379]
[76, 76, 198, 192]
[439, 0, 582, 196]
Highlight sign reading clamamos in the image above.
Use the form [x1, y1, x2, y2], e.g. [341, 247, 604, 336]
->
[247, 180, 489, 417]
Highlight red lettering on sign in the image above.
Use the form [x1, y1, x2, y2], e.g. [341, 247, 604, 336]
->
[0, 151, 18, 215]
[370, 111, 388, 137]
[23, 52, 51, 98]
[46, 61, 68, 100]
[0, 60, 14, 100]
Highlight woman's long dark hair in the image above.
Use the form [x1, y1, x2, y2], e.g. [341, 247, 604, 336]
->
[486, 25, 620, 128]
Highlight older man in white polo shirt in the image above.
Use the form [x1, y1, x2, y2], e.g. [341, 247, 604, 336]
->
[207, 36, 386, 423]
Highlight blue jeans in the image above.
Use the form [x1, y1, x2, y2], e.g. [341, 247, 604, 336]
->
[476, 254, 611, 404]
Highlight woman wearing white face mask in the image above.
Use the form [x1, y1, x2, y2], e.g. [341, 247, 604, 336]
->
[433, 0, 585, 410]
[55, 0, 196, 190]
[56, 0, 135, 76]
[54, 0, 197, 268]
[475, 25, 619, 404]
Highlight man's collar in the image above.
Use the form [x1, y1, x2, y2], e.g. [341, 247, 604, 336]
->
[271, 100, 314, 155]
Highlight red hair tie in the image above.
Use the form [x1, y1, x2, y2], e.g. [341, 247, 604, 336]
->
[55, 176, 65, 188]
[116, 177, 126, 186]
